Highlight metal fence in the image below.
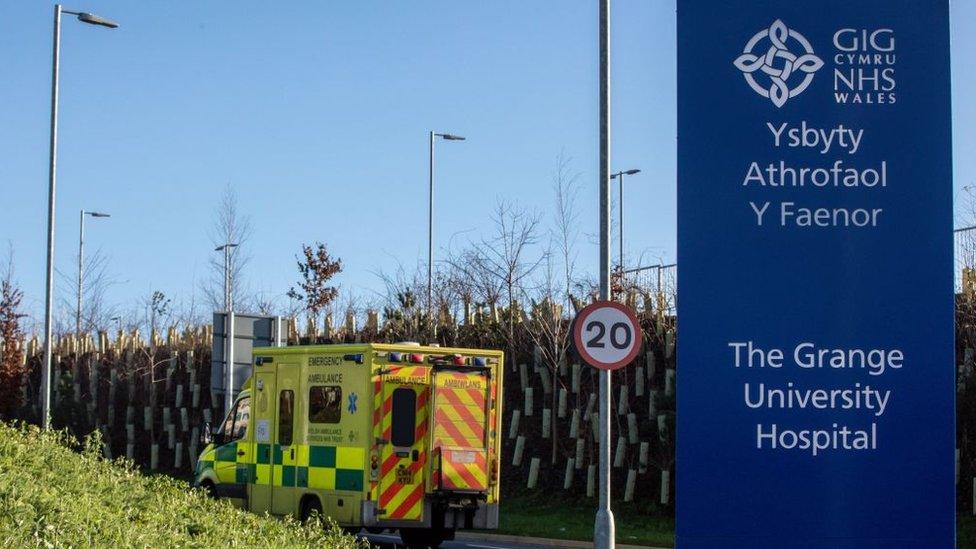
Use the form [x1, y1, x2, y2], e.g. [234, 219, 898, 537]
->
[957, 226, 976, 293]
[624, 229, 976, 303]
[623, 263, 677, 314]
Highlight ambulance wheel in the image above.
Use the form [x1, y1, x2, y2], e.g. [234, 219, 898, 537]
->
[300, 497, 323, 524]
[398, 527, 447, 549]
[200, 481, 217, 499]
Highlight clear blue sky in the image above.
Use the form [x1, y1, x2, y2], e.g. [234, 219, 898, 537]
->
[1, 2, 974, 328]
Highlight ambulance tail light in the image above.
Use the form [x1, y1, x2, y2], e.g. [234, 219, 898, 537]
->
[409, 353, 425, 364]
[489, 456, 498, 486]
[370, 451, 379, 481]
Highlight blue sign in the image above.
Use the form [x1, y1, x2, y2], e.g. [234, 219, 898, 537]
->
[676, 1, 953, 547]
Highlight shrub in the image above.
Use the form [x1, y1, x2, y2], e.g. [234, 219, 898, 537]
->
[0, 422, 366, 548]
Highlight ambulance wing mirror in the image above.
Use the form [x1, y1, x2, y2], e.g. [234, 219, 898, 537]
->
[201, 422, 213, 445]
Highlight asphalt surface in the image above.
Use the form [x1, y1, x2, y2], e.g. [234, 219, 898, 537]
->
[361, 532, 565, 549]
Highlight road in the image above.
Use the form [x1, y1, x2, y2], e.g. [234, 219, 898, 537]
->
[361, 532, 577, 549]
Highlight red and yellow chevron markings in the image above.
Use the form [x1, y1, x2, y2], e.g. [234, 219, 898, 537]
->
[431, 371, 490, 492]
[378, 366, 430, 521]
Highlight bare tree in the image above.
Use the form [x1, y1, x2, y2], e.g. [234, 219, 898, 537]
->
[552, 152, 582, 310]
[373, 259, 464, 341]
[373, 261, 426, 341]
[253, 290, 279, 316]
[522, 240, 576, 462]
[202, 184, 253, 312]
[450, 200, 542, 368]
[171, 292, 207, 332]
[55, 249, 118, 336]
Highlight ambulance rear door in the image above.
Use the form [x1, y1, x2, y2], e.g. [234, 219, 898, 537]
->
[430, 364, 491, 494]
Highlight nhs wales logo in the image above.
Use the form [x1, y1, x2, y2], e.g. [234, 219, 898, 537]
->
[733, 19, 824, 108]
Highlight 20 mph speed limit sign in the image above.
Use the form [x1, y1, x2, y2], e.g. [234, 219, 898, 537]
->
[572, 300, 642, 371]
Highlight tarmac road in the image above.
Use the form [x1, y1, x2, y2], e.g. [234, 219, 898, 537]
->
[362, 532, 556, 549]
[360, 530, 661, 549]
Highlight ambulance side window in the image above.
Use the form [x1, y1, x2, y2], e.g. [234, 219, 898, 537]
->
[308, 386, 342, 424]
[222, 396, 250, 442]
[278, 390, 294, 446]
[391, 388, 416, 447]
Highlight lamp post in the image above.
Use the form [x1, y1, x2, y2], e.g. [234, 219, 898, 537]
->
[215, 243, 239, 311]
[596, 1, 614, 547]
[215, 243, 238, 416]
[428, 131, 465, 325]
[77, 210, 110, 336]
[610, 169, 640, 270]
[42, 5, 118, 430]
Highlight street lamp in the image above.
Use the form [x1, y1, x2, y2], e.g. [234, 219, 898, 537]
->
[214, 243, 239, 312]
[610, 169, 640, 270]
[110, 316, 122, 334]
[428, 131, 465, 325]
[41, 5, 118, 430]
[215, 243, 239, 416]
[77, 210, 110, 336]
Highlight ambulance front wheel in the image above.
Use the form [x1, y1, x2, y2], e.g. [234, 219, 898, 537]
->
[200, 481, 217, 499]
[299, 496, 323, 524]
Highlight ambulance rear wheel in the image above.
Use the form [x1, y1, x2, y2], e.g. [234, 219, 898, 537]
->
[300, 497, 323, 524]
[398, 527, 449, 548]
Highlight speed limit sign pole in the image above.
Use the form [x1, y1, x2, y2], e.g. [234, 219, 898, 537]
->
[574, 298, 643, 549]
[594, 1, 614, 547]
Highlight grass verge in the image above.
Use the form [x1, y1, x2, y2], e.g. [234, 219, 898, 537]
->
[487, 492, 674, 547]
[492, 494, 976, 548]
[0, 422, 364, 548]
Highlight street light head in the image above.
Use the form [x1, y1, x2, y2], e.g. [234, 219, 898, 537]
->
[624, 169, 641, 176]
[215, 243, 239, 251]
[89, 212, 111, 218]
[77, 12, 119, 28]
[440, 134, 466, 141]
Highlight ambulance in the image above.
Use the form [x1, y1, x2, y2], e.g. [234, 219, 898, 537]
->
[194, 343, 503, 548]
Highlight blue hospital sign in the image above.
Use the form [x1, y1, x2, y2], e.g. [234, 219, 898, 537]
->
[676, 1, 954, 547]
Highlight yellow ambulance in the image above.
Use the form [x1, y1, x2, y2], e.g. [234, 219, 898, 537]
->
[194, 343, 503, 548]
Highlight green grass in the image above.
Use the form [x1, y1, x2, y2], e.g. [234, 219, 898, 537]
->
[0, 422, 365, 548]
[493, 494, 976, 548]
[488, 492, 674, 547]
[960, 516, 976, 548]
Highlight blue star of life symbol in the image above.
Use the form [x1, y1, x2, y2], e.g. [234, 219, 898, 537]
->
[348, 392, 358, 414]
[733, 19, 824, 108]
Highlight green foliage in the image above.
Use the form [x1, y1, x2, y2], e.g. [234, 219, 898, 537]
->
[287, 242, 342, 319]
[0, 263, 26, 418]
[0, 422, 366, 548]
